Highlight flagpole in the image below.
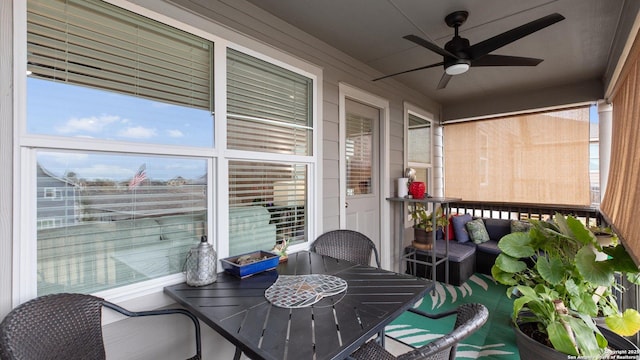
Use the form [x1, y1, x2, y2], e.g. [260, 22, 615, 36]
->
[129, 163, 146, 221]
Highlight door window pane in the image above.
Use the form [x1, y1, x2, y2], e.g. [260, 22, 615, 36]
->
[36, 151, 207, 295]
[346, 99, 375, 196]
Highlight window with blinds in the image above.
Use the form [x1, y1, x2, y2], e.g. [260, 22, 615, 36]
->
[228, 161, 307, 255]
[27, 0, 211, 109]
[227, 49, 312, 155]
[408, 113, 432, 164]
[444, 107, 591, 205]
[226, 49, 313, 254]
[407, 112, 433, 186]
[27, 0, 214, 295]
[27, 0, 214, 146]
[24, 0, 317, 296]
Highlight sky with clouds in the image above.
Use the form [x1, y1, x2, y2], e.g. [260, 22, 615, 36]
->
[29, 78, 211, 181]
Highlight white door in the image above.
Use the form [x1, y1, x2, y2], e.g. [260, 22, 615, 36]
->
[343, 98, 380, 250]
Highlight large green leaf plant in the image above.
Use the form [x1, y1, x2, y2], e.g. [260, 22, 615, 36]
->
[410, 204, 448, 232]
[492, 213, 640, 357]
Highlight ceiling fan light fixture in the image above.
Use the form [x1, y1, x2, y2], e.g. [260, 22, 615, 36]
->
[445, 63, 469, 75]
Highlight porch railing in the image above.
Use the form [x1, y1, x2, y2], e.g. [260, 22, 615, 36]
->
[448, 200, 604, 227]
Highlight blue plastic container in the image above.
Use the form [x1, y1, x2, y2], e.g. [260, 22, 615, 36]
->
[221, 251, 280, 278]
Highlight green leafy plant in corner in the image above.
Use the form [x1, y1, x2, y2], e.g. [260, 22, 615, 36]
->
[491, 213, 640, 357]
[410, 204, 449, 232]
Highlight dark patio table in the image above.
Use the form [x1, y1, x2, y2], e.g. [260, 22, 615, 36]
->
[164, 250, 433, 360]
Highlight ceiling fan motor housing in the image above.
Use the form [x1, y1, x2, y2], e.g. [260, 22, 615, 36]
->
[444, 37, 471, 74]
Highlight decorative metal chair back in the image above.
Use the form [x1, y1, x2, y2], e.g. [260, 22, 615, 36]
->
[0, 293, 202, 360]
[351, 303, 489, 360]
[310, 229, 381, 268]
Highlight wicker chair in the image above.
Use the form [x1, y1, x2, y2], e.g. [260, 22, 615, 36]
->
[0, 293, 201, 360]
[350, 303, 489, 360]
[310, 229, 381, 268]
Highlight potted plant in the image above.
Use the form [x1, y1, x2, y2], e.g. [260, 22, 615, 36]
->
[491, 213, 640, 359]
[410, 204, 449, 249]
[272, 239, 289, 262]
[589, 225, 617, 261]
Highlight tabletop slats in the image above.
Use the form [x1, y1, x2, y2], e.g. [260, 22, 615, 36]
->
[288, 308, 316, 359]
[258, 306, 290, 359]
[311, 305, 342, 354]
[236, 302, 270, 348]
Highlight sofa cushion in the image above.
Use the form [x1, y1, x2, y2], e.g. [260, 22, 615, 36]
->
[475, 239, 501, 255]
[483, 218, 512, 241]
[451, 213, 473, 243]
[466, 218, 490, 244]
[406, 242, 476, 286]
[511, 219, 532, 233]
[446, 214, 456, 240]
[414, 240, 476, 262]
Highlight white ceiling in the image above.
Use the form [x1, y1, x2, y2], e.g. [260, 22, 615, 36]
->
[245, 0, 638, 119]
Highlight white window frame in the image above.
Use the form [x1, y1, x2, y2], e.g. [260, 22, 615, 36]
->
[37, 218, 58, 229]
[404, 102, 435, 191]
[43, 187, 62, 200]
[220, 43, 321, 258]
[403, 102, 435, 224]
[13, 0, 322, 310]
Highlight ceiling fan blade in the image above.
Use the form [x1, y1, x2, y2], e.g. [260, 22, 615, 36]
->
[471, 54, 543, 67]
[372, 62, 444, 81]
[403, 35, 459, 59]
[436, 73, 452, 89]
[468, 13, 565, 59]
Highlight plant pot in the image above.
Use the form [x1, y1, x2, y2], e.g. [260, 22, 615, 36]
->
[593, 234, 615, 260]
[413, 228, 433, 250]
[514, 322, 638, 360]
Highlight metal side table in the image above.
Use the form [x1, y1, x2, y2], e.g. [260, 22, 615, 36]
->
[387, 196, 461, 285]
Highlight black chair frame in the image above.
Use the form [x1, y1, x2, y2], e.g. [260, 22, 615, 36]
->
[350, 303, 489, 360]
[310, 229, 381, 268]
[0, 293, 201, 360]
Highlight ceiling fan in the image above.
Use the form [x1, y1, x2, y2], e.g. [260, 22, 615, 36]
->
[373, 11, 565, 89]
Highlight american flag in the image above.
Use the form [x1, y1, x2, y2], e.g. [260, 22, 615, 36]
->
[129, 163, 147, 189]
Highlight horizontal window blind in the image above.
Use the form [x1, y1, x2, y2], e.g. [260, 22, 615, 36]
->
[227, 49, 312, 155]
[444, 107, 591, 205]
[36, 152, 207, 295]
[228, 161, 307, 256]
[346, 111, 373, 195]
[27, 0, 212, 110]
